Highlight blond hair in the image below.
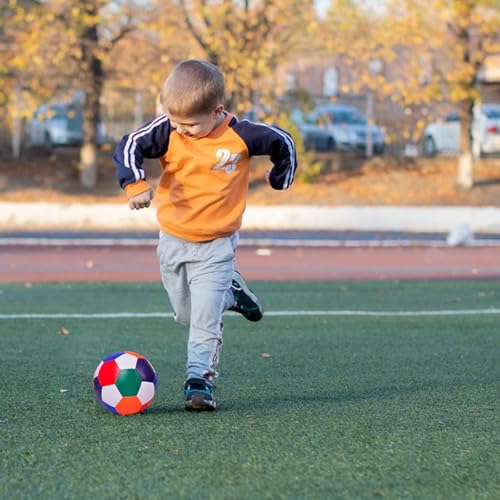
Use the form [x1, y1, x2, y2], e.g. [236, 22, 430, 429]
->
[160, 60, 225, 116]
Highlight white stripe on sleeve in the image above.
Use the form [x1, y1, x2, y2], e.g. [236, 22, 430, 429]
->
[123, 114, 170, 181]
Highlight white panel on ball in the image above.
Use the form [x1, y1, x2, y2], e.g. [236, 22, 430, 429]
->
[115, 353, 138, 369]
[101, 385, 122, 406]
[137, 382, 155, 404]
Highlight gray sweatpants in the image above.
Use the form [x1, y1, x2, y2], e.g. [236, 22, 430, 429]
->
[156, 231, 238, 381]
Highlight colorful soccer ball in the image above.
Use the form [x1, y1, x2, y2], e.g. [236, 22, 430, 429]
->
[93, 351, 157, 415]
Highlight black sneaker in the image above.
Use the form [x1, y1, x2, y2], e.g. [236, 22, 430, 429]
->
[184, 378, 216, 411]
[228, 270, 263, 322]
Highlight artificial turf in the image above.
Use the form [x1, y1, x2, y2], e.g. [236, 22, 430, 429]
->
[0, 281, 498, 499]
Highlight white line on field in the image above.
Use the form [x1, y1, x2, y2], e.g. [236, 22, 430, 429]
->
[1, 309, 500, 319]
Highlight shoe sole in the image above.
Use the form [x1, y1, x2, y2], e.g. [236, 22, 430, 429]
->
[232, 271, 263, 322]
[185, 398, 216, 411]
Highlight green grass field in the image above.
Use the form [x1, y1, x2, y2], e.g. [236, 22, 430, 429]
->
[1, 281, 499, 499]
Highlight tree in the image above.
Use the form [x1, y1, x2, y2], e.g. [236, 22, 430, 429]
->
[0, 2, 12, 111]
[375, 0, 500, 188]
[177, 0, 317, 113]
[0, 1, 52, 157]
[321, 0, 500, 187]
[436, 0, 500, 188]
[55, 0, 141, 187]
[78, 0, 106, 187]
[4, 0, 140, 187]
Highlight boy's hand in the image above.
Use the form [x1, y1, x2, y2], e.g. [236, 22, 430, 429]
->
[128, 188, 154, 210]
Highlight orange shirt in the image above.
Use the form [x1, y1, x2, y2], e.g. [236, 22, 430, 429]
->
[114, 113, 297, 242]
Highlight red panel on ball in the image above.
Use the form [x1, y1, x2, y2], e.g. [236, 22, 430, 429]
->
[97, 360, 120, 386]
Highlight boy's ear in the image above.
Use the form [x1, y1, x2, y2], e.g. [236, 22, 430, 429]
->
[214, 105, 224, 115]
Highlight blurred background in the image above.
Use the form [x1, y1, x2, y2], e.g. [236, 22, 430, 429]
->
[1, 0, 499, 191]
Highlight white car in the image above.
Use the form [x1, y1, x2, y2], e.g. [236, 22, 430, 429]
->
[423, 103, 500, 157]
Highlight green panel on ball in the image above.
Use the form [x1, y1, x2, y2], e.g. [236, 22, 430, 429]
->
[115, 369, 142, 396]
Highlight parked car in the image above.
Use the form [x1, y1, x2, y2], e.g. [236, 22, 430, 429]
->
[422, 103, 500, 157]
[26, 102, 106, 148]
[26, 102, 84, 148]
[296, 104, 386, 153]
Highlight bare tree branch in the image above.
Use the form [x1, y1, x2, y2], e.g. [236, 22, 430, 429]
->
[180, 0, 218, 63]
[107, 25, 135, 50]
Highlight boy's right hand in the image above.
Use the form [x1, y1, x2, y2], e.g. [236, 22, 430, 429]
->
[128, 188, 154, 210]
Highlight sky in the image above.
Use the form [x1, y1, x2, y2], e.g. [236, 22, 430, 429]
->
[314, 0, 331, 17]
[315, 0, 387, 18]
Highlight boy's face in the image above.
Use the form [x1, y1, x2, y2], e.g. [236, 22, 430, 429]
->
[167, 106, 224, 139]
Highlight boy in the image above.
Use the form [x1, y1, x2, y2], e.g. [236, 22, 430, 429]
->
[113, 59, 297, 411]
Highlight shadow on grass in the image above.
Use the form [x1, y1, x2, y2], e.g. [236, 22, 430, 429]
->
[210, 378, 496, 413]
[132, 372, 497, 415]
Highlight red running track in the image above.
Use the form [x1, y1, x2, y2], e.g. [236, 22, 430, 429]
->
[1, 245, 500, 282]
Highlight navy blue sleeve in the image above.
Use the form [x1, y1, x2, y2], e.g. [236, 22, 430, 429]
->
[113, 115, 172, 189]
[231, 119, 298, 190]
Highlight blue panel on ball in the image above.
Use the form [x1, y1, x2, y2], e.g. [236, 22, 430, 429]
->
[93, 377, 102, 397]
[102, 351, 124, 362]
[136, 358, 157, 383]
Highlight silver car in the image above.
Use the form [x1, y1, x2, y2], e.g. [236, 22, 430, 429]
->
[298, 104, 385, 153]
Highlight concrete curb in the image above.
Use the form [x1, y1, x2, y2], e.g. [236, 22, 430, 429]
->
[244, 205, 500, 233]
[1, 202, 500, 233]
